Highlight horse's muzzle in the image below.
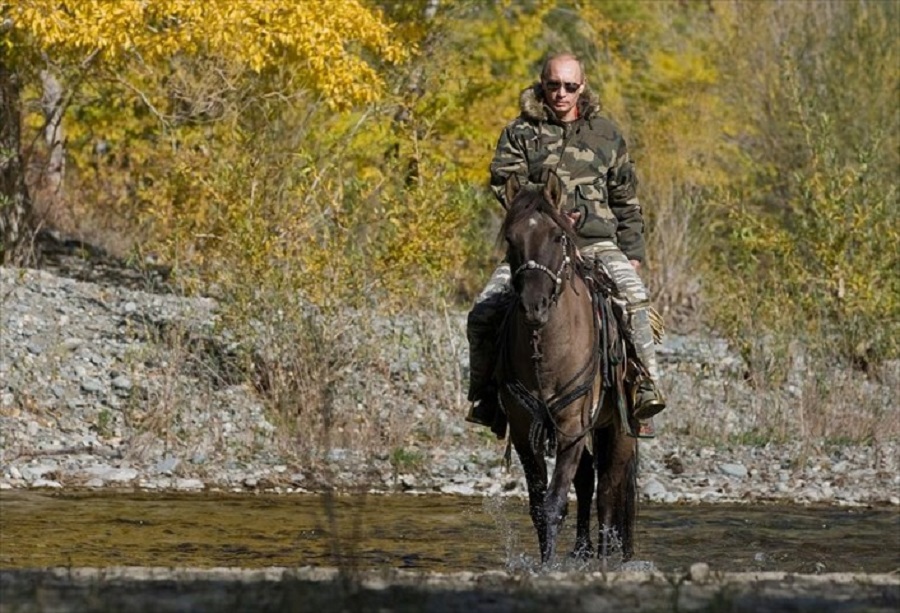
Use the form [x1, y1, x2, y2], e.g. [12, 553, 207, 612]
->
[520, 299, 551, 328]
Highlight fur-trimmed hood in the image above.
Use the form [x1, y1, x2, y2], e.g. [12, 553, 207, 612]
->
[519, 82, 601, 122]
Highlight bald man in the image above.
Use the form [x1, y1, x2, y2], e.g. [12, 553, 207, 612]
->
[466, 53, 666, 438]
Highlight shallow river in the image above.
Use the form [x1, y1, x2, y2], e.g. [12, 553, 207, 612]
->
[1, 492, 897, 574]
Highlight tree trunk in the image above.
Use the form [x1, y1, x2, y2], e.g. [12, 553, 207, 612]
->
[0, 49, 37, 265]
[41, 68, 66, 198]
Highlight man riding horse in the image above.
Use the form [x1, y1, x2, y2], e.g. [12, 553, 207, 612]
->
[467, 53, 667, 437]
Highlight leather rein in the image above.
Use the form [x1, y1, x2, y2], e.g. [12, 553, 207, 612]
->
[503, 233, 605, 452]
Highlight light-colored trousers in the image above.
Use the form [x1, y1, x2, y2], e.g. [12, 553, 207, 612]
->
[466, 240, 661, 400]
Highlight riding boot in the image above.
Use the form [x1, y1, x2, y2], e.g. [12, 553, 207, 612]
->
[628, 305, 667, 420]
[465, 283, 509, 435]
[465, 336, 501, 433]
[465, 330, 497, 428]
[466, 384, 499, 427]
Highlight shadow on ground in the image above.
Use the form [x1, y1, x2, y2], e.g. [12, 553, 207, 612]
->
[1, 567, 898, 613]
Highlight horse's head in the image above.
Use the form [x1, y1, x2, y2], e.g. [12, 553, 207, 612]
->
[501, 172, 576, 328]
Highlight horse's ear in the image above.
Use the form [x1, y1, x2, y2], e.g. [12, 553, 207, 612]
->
[543, 170, 565, 211]
[503, 175, 521, 210]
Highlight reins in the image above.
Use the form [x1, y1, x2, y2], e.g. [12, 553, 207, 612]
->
[502, 234, 606, 454]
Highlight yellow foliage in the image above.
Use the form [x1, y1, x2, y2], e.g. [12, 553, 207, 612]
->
[705, 0, 900, 360]
[391, 1, 554, 187]
[7, 0, 897, 359]
[6, 0, 409, 107]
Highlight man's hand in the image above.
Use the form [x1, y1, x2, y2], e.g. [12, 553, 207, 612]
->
[565, 209, 581, 228]
[630, 259, 641, 272]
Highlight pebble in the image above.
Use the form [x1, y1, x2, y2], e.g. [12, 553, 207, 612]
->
[175, 479, 205, 491]
[82, 467, 138, 482]
[111, 376, 132, 390]
[154, 457, 180, 474]
[31, 479, 62, 489]
[719, 463, 749, 479]
[642, 478, 667, 501]
[689, 562, 710, 583]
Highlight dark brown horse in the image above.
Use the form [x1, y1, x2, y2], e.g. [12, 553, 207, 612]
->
[497, 172, 639, 566]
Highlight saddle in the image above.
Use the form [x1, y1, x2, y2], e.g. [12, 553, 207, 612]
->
[490, 254, 664, 451]
[492, 257, 640, 455]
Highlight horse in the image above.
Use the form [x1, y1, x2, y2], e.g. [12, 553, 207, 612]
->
[496, 171, 640, 566]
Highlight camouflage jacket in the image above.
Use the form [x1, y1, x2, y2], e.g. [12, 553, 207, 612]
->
[489, 83, 646, 262]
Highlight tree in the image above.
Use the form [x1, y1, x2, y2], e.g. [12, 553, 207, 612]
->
[0, 0, 408, 264]
[1, 18, 33, 263]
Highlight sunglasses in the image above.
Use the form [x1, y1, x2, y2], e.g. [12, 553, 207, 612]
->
[543, 80, 582, 94]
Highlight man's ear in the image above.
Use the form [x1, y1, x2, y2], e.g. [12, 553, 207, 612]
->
[503, 175, 521, 210]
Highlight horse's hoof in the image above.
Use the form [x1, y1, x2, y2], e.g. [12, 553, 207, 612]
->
[569, 544, 594, 560]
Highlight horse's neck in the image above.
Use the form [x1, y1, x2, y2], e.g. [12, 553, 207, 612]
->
[527, 277, 595, 364]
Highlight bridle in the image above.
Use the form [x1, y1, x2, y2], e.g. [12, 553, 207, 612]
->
[511, 233, 573, 303]
[503, 229, 603, 452]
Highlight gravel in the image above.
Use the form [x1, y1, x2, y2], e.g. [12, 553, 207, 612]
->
[1, 265, 898, 506]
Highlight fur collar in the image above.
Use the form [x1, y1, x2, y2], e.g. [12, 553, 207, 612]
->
[519, 82, 601, 123]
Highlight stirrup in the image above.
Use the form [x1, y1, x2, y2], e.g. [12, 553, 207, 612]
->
[633, 380, 666, 420]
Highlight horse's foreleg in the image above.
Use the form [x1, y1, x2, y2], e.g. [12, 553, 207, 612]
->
[571, 447, 595, 559]
[596, 427, 639, 561]
[513, 440, 548, 560]
[542, 436, 586, 565]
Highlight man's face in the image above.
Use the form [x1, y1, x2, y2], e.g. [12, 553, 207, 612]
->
[542, 59, 584, 121]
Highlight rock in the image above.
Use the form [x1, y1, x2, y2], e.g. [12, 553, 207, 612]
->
[154, 456, 179, 474]
[80, 378, 105, 394]
[20, 464, 57, 482]
[664, 453, 685, 475]
[111, 376, 132, 391]
[689, 562, 711, 583]
[83, 466, 138, 482]
[642, 478, 667, 501]
[175, 478, 204, 491]
[31, 479, 62, 489]
[719, 463, 749, 479]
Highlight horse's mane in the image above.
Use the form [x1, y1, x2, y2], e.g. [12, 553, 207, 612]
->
[499, 186, 578, 248]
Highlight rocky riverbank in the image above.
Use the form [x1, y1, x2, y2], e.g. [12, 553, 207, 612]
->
[1, 265, 898, 506]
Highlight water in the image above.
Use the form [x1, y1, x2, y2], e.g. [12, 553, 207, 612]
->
[1, 491, 897, 574]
